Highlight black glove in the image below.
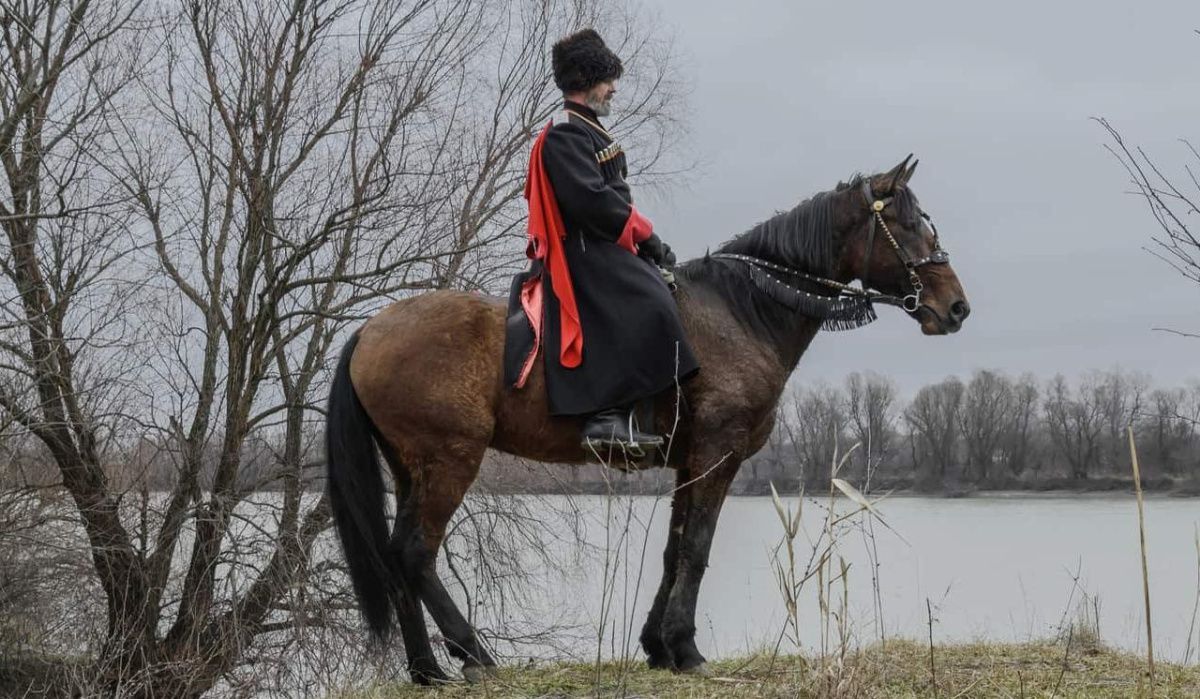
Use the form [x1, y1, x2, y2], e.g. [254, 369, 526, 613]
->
[638, 233, 676, 267]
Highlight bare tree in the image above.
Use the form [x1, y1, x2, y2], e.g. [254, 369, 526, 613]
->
[0, 0, 152, 685]
[1139, 387, 1196, 475]
[1, 0, 693, 693]
[1043, 373, 1105, 481]
[844, 371, 897, 490]
[1098, 60, 1200, 474]
[1182, 381, 1200, 477]
[1093, 368, 1149, 473]
[1098, 116, 1200, 333]
[903, 377, 964, 488]
[781, 383, 847, 490]
[0, 438, 101, 694]
[956, 370, 1013, 485]
[997, 372, 1040, 478]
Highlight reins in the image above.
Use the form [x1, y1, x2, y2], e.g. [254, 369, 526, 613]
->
[710, 181, 950, 331]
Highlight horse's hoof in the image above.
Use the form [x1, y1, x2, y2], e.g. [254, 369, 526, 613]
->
[679, 662, 712, 678]
[410, 665, 451, 686]
[462, 664, 498, 684]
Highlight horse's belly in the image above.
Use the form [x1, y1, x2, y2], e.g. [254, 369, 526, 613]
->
[490, 349, 593, 464]
[490, 354, 690, 471]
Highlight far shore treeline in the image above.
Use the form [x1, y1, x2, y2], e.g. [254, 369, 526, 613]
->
[488, 367, 1200, 496]
[7, 367, 1196, 497]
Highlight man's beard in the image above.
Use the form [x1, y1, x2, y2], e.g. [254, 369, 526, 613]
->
[587, 94, 612, 117]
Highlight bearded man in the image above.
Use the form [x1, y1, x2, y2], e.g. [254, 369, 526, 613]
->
[509, 28, 699, 455]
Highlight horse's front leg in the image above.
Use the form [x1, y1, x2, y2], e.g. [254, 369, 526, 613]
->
[660, 454, 741, 674]
[639, 467, 690, 669]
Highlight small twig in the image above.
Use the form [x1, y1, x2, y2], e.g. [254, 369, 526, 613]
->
[949, 679, 982, 699]
[1151, 327, 1200, 339]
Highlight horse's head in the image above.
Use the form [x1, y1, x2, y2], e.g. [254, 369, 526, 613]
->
[838, 156, 970, 335]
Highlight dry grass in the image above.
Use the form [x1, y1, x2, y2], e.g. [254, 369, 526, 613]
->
[342, 639, 1200, 698]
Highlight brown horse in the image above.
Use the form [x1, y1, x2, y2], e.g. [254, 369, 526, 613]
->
[326, 157, 970, 684]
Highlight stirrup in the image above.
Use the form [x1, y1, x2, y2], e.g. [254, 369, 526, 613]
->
[580, 410, 663, 459]
[576, 408, 662, 463]
[581, 434, 662, 459]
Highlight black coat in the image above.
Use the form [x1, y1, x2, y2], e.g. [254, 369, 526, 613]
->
[536, 101, 699, 416]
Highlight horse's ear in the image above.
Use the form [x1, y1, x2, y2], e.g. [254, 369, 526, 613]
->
[874, 154, 913, 194]
[896, 158, 919, 189]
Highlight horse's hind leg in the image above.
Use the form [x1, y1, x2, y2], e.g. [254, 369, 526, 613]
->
[389, 534, 449, 684]
[391, 440, 497, 679]
[380, 451, 449, 684]
[413, 561, 496, 681]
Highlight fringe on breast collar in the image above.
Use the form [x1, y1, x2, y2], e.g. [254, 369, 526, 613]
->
[714, 254, 879, 331]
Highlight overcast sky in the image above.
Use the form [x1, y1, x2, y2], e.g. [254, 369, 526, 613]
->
[635, 0, 1200, 397]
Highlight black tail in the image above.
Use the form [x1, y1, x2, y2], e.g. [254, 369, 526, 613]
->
[327, 333, 394, 642]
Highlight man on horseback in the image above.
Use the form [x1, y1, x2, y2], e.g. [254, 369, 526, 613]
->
[512, 28, 699, 454]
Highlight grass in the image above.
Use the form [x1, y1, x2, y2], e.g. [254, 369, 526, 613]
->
[344, 639, 1200, 698]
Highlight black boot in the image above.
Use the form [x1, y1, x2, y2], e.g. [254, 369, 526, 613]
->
[580, 407, 664, 456]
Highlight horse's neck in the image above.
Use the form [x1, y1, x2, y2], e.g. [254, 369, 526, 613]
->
[778, 318, 824, 372]
[676, 279, 822, 390]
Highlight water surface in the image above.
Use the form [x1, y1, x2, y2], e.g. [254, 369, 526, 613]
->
[483, 494, 1200, 664]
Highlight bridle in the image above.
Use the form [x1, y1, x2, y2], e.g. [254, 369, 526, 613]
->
[856, 179, 950, 313]
[710, 181, 950, 329]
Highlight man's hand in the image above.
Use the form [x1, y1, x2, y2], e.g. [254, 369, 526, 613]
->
[638, 233, 676, 267]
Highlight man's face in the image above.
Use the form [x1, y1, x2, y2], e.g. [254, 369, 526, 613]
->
[585, 80, 617, 117]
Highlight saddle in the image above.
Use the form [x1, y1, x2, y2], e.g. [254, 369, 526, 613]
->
[502, 267, 539, 390]
[503, 263, 677, 391]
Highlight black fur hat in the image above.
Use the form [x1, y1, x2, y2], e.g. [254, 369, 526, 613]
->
[552, 29, 623, 92]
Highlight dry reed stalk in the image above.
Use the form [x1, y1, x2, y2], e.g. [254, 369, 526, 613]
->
[1185, 524, 1200, 664]
[926, 598, 937, 698]
[766, 438, 901, 694]
[1128, 426, 1155, 688]
[1051, 624, 1073, 698]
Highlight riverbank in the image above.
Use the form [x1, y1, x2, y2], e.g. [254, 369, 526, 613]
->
[347, 639, 1195, 698]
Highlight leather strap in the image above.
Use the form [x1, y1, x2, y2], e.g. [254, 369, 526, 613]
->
[563, 109, 615, 140]
[859, 180, 878, 293]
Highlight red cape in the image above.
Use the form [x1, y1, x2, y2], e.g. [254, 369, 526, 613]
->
[520, 124, 583, 384]
[516, 122, 655, 388]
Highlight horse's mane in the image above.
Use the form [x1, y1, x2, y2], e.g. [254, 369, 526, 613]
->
[675, 174, 922, 346]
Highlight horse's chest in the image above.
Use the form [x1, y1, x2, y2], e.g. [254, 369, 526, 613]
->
[655, 375, 784, 466]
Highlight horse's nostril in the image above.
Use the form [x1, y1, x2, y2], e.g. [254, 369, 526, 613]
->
[950, 300, 971, 320]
